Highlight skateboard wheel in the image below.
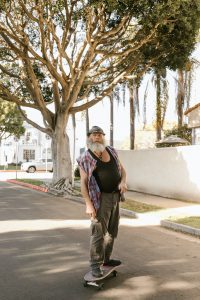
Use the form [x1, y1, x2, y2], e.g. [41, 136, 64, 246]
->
[98, 283, 104, 290]
[112, 270, 117, 277]
[83, 280, 88, 287]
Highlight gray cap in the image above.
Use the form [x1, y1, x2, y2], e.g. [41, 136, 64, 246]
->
[87, 126, 105, 137]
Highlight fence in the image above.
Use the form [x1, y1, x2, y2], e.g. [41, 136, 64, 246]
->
[118, 145, 200, 202]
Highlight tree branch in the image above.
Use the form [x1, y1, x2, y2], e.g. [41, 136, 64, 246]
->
[18, 106, 53, 136]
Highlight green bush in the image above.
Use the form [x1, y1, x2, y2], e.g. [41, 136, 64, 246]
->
[164, 124, 192, 144]
[74, 166, 80, 178]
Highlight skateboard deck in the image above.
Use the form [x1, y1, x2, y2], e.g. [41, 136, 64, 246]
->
[83, 264, 121, 290]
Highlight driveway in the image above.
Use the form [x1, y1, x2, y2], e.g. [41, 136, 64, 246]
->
[0, 181, 200, 300]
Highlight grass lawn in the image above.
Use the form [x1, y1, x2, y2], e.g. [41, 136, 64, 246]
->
[121, 199, 162, 213]
[16, 179, 44, 186]
[168, 216, 200, 229]
[0, 165, 21, 170]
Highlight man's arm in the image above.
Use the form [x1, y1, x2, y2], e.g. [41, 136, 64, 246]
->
[118, 163, 127, 193]
[79, 167, 96, 219]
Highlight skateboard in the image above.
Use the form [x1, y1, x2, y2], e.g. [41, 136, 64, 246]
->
[83, 264, 121, 290]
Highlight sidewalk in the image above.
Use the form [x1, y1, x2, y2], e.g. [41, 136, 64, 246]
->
[122, 190, 200, 237]
[125, 190, 196, 209]
[124, 190, 200, 220]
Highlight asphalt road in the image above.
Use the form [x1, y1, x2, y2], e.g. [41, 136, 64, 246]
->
[0, 181, 200, 300]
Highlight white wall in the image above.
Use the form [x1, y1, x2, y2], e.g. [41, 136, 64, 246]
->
[118, 145, 200, 202]
[187, 107, 200, 128]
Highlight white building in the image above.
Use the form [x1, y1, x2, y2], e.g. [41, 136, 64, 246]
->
[0, 122, 52, 166]
[185, 103, 200, 145]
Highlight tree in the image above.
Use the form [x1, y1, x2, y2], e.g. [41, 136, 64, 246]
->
[175, 58, 199, 129]
[140, 0, 200, 139]
[0, 0, 199, 188]
[164, 124, 192, 144]
[128, 79, 140, 149]
[0, 100, 25, 141]
[152, 69, 168, 141]
[109, 85, 121, 147]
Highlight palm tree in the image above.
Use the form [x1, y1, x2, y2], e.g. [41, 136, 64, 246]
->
[128, 79, 140, 149]
[175, 59, 199, 128]
[176, 68, 185, 129]
[152, 69, 169, 141]
[109, 93, 114, 147]
[109, 85, 121, 147]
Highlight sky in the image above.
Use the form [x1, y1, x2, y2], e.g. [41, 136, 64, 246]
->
[71, 44, 200, 148]
[25, 43, 200, 156]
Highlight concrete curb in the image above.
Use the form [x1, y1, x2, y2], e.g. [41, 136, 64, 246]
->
[7, 179, 48, 193]
[120, 208, 138, 218]
[161, 220, 200, 237]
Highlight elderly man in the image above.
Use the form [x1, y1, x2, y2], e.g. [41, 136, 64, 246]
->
[77, 126, 127, 278]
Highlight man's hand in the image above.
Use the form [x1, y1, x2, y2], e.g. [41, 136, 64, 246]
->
[86, 202, 96, 219]
[118, 181, 127, 194]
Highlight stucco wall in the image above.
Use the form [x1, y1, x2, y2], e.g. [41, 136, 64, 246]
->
[118, 145, 200, 202]
[187, 107, 200, 128]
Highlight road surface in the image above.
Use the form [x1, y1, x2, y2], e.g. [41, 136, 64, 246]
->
[0, 181, 200, 300]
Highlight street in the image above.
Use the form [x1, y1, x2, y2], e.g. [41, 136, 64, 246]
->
[0, 181, 200, 300]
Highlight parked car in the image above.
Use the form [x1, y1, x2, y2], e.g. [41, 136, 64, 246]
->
[21, 159, 53, 173]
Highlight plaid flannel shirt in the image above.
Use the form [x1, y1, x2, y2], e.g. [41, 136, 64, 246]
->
[77, 146, 122, 211]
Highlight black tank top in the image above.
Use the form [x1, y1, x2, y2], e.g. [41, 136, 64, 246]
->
[89, 147, 121, 193]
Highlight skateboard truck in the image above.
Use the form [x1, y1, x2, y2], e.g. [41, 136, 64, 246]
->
[83, 266, 118, 290]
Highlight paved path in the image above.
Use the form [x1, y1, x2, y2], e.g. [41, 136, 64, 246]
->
[1, 181, 200, 300]
[126, 190, 198, 208]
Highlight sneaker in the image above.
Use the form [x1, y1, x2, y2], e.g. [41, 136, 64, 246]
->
[103, 259, 121, 267]
[92, 267, 103, 278]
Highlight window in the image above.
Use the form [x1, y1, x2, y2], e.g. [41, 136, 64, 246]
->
[23, 149, 35, 161]
[45, 134, 51, 140]
[26, 132, 31, 142]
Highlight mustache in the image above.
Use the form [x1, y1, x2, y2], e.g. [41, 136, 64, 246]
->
[87, 139, 106, 153]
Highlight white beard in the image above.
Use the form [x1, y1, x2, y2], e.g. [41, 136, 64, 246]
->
[87, 139, 106, 153]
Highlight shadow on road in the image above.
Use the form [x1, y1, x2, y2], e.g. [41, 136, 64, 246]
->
[0, 182, 200, 299]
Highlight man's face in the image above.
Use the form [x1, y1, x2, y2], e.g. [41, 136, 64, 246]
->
[87, 132, 106, 152]
[89, 132, 104, 144]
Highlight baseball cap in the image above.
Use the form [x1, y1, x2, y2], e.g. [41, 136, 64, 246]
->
[87, 126, 105, 136]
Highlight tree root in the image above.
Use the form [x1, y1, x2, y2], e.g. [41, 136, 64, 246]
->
[47, 177, 81, 197]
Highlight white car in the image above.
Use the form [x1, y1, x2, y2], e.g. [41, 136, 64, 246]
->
[21, 159, 53, 173]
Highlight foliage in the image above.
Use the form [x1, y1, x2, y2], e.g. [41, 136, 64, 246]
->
[74, 166, 80, 178]
[0, 0, 199, 182]
[0, 100, 25, 140]
[164, 124, 192, 143]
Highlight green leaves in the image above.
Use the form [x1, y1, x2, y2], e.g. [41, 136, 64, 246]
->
[0, 100, 25, 139]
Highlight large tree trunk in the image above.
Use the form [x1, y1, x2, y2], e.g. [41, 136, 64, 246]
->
[51, 113, 72, 185]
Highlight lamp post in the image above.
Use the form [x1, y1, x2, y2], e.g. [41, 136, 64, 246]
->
[15, 138, 19, 179]
[45, 134, 49, 172]
[45, 142, 48, 172]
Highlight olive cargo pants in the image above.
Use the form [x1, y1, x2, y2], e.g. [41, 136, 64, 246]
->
[90, 192, 120, 270]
